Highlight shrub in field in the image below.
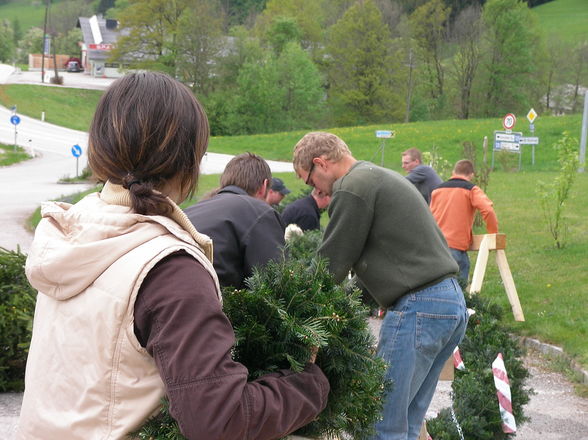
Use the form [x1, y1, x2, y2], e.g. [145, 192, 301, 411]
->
[426, 294, 533, 440]
[537, 131, 580, 249]
[0, 247, 36, 392]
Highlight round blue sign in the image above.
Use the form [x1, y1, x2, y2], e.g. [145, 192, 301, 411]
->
[71, 144, 82, 157]
[10, 115, 20, 125]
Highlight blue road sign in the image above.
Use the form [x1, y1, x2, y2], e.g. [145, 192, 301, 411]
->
[71, 144, 82, 157]
[10, 115, 20, 125]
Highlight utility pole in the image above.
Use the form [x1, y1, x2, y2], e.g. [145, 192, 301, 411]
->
[580, 89, 587, 172]
[41, 0, 50, 83]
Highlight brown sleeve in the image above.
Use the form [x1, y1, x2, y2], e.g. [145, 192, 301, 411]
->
[134, 251, 329, 440]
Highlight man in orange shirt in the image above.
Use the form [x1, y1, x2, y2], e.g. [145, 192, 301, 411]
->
[430, 159, 498, 285]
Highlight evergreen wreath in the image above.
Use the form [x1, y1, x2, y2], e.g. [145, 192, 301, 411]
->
[137, 251, 389, 439]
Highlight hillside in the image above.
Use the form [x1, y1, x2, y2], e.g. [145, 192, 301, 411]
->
[532, 0, 588, 42]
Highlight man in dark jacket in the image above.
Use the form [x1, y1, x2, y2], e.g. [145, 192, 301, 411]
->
[401, 147, 442, 204]
[281, 188, 330, 231]
[185, 153, 285, 289]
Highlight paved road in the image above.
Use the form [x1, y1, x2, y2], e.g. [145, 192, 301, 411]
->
[0, 64, 293, 253]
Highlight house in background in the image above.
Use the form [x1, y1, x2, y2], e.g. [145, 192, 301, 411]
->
[77, 15, 127, 78]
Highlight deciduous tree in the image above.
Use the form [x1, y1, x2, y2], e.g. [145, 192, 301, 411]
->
[326, 0, 403, 125]
[478, 0, 541, 116]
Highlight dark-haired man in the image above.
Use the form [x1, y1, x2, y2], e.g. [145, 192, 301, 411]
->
[185, 153, 285, 288]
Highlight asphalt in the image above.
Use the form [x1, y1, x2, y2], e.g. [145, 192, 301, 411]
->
[1, 64, 587, 439]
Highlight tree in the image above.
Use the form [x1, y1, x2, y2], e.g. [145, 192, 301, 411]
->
[111, 0, 193, 74]
[175, 0, 225, 95]
[265, 16, 301, 56]
[0, 19, 15, 63]
[409, 0, 450, 102]
[478, 0, 541, 117]
[570, 42, 588, 113]
[17, 27, 44, 64]
[450, 4, 482, 119]
[54, 28, 83, 58]
[254, 0, 326, 57]
[49, 0, 94, 35]
[326, 0, 404, 126]
[275, 42, 325, 130]
[229, 51, 282, 133]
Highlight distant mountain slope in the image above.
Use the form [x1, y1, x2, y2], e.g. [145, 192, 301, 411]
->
[532, 0, 588, 43]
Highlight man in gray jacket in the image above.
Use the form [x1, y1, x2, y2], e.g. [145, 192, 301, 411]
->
[402, 147, 442, 204]
[185, 153, 285, 289]
[293, 132, 466, 440]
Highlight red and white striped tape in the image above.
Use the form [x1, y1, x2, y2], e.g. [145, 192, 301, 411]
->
[492, 353, 517, 433]
[453, 346, 465, 371]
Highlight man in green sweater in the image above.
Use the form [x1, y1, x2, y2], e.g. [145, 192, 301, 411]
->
[293, 132, 468, 440]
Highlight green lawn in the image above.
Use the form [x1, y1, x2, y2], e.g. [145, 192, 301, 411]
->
[0, 0, 62, 31]
[0, 83, 581, 172]
[0, 85, 102, 132]
[532, 0, 588, 42]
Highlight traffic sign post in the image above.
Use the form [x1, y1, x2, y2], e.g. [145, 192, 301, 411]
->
[373, 130, 395, 166]
[10, 114, 20, 152]
[492, 130, 523, 170]
[502, 113, 516, 131]
[526, 109, 539, 165]
[71, 144, 82, 177]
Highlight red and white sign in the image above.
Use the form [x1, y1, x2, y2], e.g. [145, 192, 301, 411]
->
[88, 43, 114, 50]
[502, 113, 516, 130]
[492, 353, 517, 433]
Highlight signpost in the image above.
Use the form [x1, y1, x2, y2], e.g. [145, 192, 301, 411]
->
[526, 108, 539, 165]
[71, 144, 82, 177]
[502, 113, 516, 131]
[374, 130, 395, 166]
[10, 114, 20, 151]
[493, 129, 523, 170]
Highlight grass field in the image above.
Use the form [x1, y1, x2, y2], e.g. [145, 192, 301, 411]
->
[0, 83, 583, 172]
[0, 0, 62, 31]
[0, 85, 102, 132]
[532, 0, 588, 42]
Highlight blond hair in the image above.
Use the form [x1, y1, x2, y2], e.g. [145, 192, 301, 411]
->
[293, 132, 351, 172]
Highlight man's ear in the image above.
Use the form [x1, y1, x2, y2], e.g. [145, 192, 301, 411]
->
[254, 178, 269, 200]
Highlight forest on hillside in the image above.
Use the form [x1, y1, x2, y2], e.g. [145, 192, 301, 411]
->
[0, 0, 586, 136]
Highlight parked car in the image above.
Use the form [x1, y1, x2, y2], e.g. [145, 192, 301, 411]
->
[66, 61, 83, 72]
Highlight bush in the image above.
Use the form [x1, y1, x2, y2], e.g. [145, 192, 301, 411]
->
[426, 294, 533, 440]
[0, 247, 36, 392]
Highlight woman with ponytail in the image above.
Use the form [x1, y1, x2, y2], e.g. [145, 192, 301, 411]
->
[17, 72, 329, 440]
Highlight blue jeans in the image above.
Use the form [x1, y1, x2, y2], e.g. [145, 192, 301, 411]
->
[449, 248, 470, 285]
[370, 277, 468, 440]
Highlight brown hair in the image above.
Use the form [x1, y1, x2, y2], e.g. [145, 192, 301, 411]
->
[293, 132, 351, 172]
[219, 152, 271, 196]
[453, 159, 475, 176]
[402, 147, 422, 163]
[88, 72, 209, 215]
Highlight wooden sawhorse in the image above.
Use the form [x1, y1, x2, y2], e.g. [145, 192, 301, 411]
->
[468, 233, 525, 322]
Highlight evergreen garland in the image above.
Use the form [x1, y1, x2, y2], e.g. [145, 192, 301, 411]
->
[426, 294, 533, 440]
[136, 243, 389, 439]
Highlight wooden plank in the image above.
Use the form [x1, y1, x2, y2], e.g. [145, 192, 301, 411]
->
[470, 233, 506, 251]
[469, 234, 491, 294]
[418, 422, 429, 440]
[439, 356, 455, 381]
[495, 250, 525, 321]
